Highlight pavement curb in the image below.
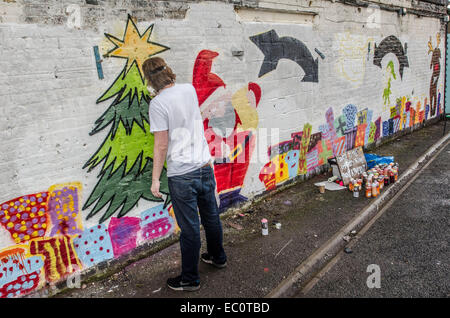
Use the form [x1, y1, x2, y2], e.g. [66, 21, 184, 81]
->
[266, 131, 450, 298]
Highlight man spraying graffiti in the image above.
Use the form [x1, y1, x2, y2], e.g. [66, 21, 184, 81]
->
[143, 57, 227, 292]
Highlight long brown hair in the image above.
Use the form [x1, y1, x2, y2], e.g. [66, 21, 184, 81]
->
[142, 57, 176, 93]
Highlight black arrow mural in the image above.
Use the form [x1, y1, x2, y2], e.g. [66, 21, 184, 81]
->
[250, 29, 319, 82]
[373, 35, 409, 79]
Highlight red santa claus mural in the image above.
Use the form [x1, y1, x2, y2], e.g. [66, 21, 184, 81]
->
[192, 50, 261, 211]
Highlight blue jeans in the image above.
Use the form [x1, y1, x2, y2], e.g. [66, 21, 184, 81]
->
[168, 165, 227, 282]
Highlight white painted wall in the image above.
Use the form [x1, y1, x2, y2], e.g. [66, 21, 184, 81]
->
[0, 0, 445, 294]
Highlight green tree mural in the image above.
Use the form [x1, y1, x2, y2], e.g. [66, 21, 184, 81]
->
[83, 15, 170, 223]
[383, 60, 397, 106]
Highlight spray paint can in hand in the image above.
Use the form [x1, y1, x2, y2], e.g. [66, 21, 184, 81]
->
[261, 218, 269, 236]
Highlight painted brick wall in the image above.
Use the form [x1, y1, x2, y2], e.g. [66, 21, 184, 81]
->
[0, 0, 446, 297]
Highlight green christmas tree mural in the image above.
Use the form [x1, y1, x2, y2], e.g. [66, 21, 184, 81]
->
[83, 15, 170, 223]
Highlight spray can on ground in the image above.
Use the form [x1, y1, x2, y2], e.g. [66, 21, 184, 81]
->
[366, 182, 372, 198]
[372, 180, 378, 197]
[379, 176, 384, 190]
[389, 169, 395, 184]
[261, 218, 268, 236]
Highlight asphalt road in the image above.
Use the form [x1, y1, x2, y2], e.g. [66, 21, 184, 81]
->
[302, 142, 450, 298]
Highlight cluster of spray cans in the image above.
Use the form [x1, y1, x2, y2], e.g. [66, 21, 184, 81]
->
[349, 162, 399, 198]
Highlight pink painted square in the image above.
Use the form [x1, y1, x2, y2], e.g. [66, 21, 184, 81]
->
[108, 217, 140, 257]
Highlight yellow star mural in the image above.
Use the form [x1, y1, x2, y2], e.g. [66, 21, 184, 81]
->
[104, 15, 169, 77]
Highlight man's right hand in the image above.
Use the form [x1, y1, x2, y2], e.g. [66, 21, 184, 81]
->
[151, 180, 162, 198]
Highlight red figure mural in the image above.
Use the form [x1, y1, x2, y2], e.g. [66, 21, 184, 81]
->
[193, 50, 261, 211]
[428, 34, 441, 117]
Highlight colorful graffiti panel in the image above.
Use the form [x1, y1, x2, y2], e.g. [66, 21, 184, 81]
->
[0, 246, 44, 298]
[0, 193, 49, 244]
[140, 204, 174, 242]
[108, 217, 140, 257]
[73, 225, 114, 268]
[29, 236, 81, 283]
[48, 183, 83, 236]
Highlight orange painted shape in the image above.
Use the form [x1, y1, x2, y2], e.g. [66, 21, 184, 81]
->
[0, 247, 26, 259]
[354, 123, 367, 148]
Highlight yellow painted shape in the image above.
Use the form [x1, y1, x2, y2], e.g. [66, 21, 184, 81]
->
[415, 101, 421, 124]
[105, 18, 168, 76]
[43, 241, 61, 282]
[399, 96, 406, 129]
[274, 154, 289, 184]
[232, 86, 259, 132]
[298, 123, 312, 175]
[168, 205, 180, 234]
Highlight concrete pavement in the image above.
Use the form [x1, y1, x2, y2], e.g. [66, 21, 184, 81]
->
[302, 141, 450, 297]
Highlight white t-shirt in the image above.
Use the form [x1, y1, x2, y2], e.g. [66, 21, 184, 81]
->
[149, 83, 211, 177]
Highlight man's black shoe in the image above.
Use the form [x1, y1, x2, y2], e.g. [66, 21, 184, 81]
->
[201, 253, 227, 269]
[167, 275, 200, 291]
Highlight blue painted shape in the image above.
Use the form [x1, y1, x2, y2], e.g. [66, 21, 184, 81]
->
[388, 118, 394, 135]
[93, 45, 104, 80]
[0, 254, 43, 288]
[285, 150, 300, 179]
[343, 104, 357, 130]
[73, 224, 114, 267]
[140, 204, 171, 227]
[382, 121, 389, 137]
[218, 190, 247, 213]
[393, 116, 400, 133]
[319, 124, 330, 140]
